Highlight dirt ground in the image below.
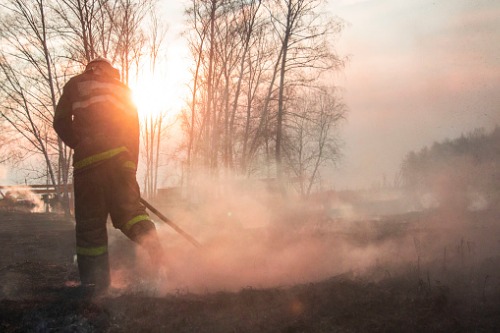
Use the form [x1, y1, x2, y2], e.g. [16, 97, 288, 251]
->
[1, 209, 500, 332]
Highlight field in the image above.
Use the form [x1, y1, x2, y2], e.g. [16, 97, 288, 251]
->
[1, 208, 500, 332]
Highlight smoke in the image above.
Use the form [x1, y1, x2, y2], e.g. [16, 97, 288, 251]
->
[110, 219, 435, 295]
[105, 171, 500, 296]
[0, 187, 45, 213]
[0, 165, 7, 182]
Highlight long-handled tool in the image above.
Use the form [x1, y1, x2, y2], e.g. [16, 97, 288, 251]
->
[140, 198, 201, 248]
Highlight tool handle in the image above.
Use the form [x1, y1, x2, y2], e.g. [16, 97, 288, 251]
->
[140, 198, 201, 248]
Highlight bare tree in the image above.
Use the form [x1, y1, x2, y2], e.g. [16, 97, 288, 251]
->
[184, 0, 269, 172]
[50, 0, 101, 63]
[182, 0, 345, 197]
[284, 87, 346, 196]
[239, 21, 271, 173]
[183, 0, 206, 186]
[50, 0, 154, 71]
[223, 0, 263, 170]
[0, 0, 72, 214]
[136, 11, 171, 199]
[266, 0, 344, 187]
[183, 0, 222, 176]
[0, 0, 161, 212]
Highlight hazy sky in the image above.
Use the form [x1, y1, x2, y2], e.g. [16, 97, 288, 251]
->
[161, 0, 500, 189]
[3, 0, 498, 189]
[326, 0, 500, 188]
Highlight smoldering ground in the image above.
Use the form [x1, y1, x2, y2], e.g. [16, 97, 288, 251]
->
[1, 179, 499, 333]
[106, 178, 500, 296]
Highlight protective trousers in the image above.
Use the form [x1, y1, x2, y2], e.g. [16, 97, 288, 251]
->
[73, 155, 162, 290]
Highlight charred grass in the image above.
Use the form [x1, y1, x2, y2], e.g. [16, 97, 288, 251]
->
[1, 210, 500, 332]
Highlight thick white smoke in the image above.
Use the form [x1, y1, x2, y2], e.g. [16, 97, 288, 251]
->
[106, 175, 500, 295]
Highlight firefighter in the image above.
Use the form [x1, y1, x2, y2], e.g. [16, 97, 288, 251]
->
[53, 57, 164, 292]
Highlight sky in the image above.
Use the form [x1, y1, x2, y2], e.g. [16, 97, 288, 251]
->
[325, 0, 500, 188]
[2, 0, 499, 189]
[158, 0, 500, 189]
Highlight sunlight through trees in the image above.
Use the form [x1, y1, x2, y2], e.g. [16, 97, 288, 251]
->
[0, 0, 347, 205]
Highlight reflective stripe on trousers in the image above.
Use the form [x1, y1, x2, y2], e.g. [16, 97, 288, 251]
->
[122, 214, 150, 232]
[76, 245, 108, 256]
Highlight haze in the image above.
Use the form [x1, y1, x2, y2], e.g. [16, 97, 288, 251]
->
[324, 0, 500, 188]
[2, 0, 498, 189]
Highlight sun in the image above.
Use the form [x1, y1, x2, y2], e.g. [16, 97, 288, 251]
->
[129, 47, 191, 120]
[130, 73, 168, 118]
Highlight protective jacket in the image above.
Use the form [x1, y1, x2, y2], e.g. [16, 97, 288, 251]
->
[54, 65, 139, 171]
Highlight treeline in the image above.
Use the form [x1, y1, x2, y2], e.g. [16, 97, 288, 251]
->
[0, 0, 347, 210]
[400, 127, 500, 210]
[181, 0, 346, 196]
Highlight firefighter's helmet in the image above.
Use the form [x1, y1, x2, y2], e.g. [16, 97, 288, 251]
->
[87, 56, 113, 68]
[85, 57, 119, 79]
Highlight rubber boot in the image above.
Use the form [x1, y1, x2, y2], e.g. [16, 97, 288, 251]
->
[77, 253, 111, 294]
[142, 231, 166, 269]
[127, 221, 167, 279]
[140, 231, 168, 288]
[127, 221, 164, 261]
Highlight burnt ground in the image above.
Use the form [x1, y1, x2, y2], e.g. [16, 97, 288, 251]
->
[1, 210, 500, 332]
